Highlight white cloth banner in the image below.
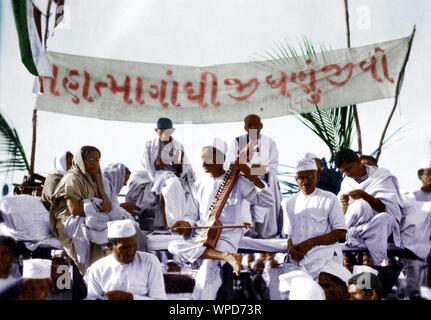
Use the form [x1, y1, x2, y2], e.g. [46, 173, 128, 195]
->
[35, 36, 410, 123]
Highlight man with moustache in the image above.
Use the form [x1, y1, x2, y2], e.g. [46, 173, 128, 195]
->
[85, 219, 167, 300]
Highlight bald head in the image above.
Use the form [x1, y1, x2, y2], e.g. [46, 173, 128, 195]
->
[244, 114, 263, 139]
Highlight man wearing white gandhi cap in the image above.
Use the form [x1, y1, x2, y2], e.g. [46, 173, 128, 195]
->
[317, 261, 352, 300]
[85, 220, 167, 300]
[282, 158, 347, 280]
[19, 259, 52, 300]
[168, 137, 273, 299]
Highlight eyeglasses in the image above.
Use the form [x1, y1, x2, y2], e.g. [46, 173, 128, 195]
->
[295, 175, 316, 181]
[86, 157, 100, 164]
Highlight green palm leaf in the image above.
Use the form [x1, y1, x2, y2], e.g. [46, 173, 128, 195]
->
[0, 111, 30, 179]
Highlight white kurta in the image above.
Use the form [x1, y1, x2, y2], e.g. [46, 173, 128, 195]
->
[139, 137, 195, 226]
[338, 165, 403, 264]
[168, 173, 273, 300]
[85, 252, 167, 300]
[283, 188, 346, 278]
[226, 134, 282, 238]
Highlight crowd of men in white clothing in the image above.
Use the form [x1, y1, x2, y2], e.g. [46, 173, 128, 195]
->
[0, 114, 430, 301]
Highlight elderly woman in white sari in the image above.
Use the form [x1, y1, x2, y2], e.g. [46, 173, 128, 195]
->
[49, 146, 111, 275]
[42, 151, 73, 211]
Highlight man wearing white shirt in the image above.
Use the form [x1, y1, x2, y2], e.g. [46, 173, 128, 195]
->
[283, 158, 347, 279]
[168, 138, 273, 300]
[85, 220, 167, 300]
[226, 114, 282, 238]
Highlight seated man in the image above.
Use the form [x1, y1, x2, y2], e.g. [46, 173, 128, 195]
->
[168, 138, 273, 300]
[129, 117, 196, 227]
[282, 158, 347, 279]
[85, 220, 167, 300]
[335, 148, 403, 265]
[226, 114, 282, 238]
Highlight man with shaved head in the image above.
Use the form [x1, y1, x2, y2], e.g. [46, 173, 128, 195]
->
[226, 114, 282, 239]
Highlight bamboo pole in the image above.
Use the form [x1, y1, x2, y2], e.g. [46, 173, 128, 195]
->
[375, 25, 416, 162]
[29, 0, 53, 177]
[344, 0, 362, 156]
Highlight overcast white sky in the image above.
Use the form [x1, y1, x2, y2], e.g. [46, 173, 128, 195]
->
[1, 0, 430, 193]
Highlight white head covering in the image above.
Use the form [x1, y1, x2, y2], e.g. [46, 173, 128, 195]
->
[419, 158, 431, 170]
[279, 270, 325, 300]
[352, 265, 379, 276]
[23, 259, 52, 279]
[295, 158, 318, 173]
[304, 152, 319, 160]
[102, 163, 126, 205]
[202, 137, 228, 155]
[320, 262, 352, 286]
[107, 220, 136, 239]
[50, 151, 71, 175]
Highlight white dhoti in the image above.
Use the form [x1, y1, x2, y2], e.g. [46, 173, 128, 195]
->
[283, 244, 344, 280]
[168, 229, 243, 300]
[346, 211, 397, 265]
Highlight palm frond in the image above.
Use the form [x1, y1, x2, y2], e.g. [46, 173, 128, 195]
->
[0, 111, 30, 180]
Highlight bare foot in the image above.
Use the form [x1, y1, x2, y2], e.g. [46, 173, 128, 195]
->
[227, 253, 242, 276]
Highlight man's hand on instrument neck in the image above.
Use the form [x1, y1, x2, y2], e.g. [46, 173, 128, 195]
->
[171, 221, 193, 237]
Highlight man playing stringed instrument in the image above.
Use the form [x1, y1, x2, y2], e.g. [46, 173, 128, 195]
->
[168, 137, 273, 300]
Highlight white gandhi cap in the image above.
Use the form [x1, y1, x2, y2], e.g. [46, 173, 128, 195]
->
[295, 158, 318, 173]
[107, 219, 136, 239]
[279, 270, 325, 300]
[23, 259, 52, 279]
[304, 152, 319, 160]
[352, 265, 379, 276]
[320, 261, 352, 285]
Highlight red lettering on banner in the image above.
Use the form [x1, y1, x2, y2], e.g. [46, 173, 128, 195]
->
[43, 64, 60, 96]
[82, 71, 94, 102]
[149, 84, 159, 99]
[107, 75, 133, 104]
[265, 72, 291, 97]
[167, 70, 181, 107]
[321, 63, 355, 87]
[62, 70, 80, 104]
[289, 59, 322, 104]
[224, 78, 259, 102]
[159, 78, 169, 108]
[375, 48, 394, 83]
[94, 80, 108, 96]
[359, 48, 394, 83]
[135, 77, 145, 105]
[184, 72, 220, 108]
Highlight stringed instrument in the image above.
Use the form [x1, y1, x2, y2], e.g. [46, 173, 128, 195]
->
[191, 139, 264, 249]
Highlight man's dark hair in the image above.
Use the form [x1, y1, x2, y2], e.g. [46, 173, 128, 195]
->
[66, 151, 73, 160]
[348, 272, 383, 299]
[0, 236, 17, 258]
[125, 166, 131, 175]
[418, 169, 424, 179]
[334, 149, 359, 168]
[81, 146, 101, 160]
